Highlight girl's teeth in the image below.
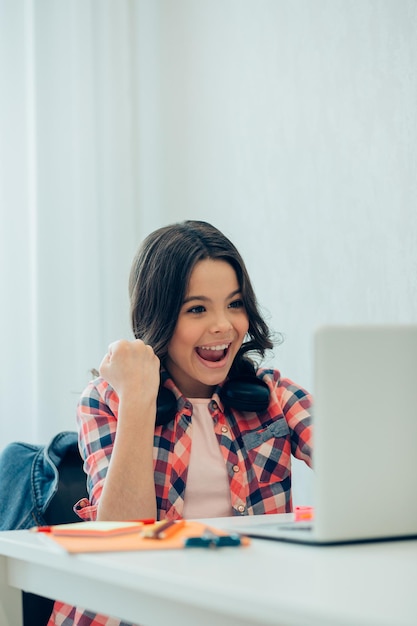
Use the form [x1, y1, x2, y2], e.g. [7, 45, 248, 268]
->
[196, 345, 228, 363]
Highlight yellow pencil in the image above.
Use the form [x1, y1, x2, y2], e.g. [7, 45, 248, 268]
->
[142, 518, 186, 539]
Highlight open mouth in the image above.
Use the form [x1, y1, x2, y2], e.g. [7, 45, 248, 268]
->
[195, 343, 230, 363]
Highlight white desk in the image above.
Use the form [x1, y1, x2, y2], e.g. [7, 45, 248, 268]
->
[1, 514, 416, 626]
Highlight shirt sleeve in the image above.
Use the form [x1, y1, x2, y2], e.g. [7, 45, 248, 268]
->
[268, 370, 313, 467]
[74, 377, 120, 521]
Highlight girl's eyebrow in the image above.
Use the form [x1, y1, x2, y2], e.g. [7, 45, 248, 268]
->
[183, 288, 242, 305]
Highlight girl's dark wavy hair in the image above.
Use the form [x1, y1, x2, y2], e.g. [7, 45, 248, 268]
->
[129, 220, 274, 377]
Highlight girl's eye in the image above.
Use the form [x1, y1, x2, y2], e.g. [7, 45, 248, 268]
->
[229, 299, 244, 309]
[187, 305, 206, 314]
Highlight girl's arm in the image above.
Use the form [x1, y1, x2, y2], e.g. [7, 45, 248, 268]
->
[273, 374, 313, 467]
[78, 339, 160, 522]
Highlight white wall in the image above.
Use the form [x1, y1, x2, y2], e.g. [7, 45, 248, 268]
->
[137, 0, 417, 383]
[1, 0, 416, 504]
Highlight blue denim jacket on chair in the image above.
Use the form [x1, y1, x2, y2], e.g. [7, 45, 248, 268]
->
[0, 431, 79, 530]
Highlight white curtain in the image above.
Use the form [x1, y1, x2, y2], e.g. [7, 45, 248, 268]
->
[0, 0, 157, 447]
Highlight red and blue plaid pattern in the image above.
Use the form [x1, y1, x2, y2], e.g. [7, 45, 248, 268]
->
[48, 368, 312, 626]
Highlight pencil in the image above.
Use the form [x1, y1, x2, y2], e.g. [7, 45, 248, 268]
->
[142, 519, 186, 539]
[158, 519, 186, 539]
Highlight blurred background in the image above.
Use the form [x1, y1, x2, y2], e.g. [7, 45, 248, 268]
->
[1, 0, 416, 504]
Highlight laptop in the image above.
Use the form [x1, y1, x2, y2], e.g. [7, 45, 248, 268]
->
[233, 325, 417, 545]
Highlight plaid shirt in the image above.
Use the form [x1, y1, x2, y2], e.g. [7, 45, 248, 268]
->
[48, 368, 312, 626]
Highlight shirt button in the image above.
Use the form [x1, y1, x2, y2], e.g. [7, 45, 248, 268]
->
[221, 426, 228, 433]
[232, 464, 239, 473]
[237, 505, 246, 513]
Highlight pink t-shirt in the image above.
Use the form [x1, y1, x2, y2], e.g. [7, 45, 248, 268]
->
[182, 399, 233, 519]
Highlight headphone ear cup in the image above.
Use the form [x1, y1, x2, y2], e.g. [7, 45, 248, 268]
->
[220, 376, 270, 413]
[156, 375, 270, 426]
[156, 386, 177, 426]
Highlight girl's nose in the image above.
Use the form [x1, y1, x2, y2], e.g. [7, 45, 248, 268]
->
[210, 313, 233, 333]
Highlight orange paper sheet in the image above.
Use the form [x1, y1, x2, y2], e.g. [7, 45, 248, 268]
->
[42, 521, 249, 553]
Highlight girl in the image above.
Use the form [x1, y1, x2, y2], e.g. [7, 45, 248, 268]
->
[48, 220, 312, 626]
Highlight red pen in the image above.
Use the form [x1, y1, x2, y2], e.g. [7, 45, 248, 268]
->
[31, 525, 52, 533]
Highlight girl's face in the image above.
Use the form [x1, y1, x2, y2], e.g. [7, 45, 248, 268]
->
[165, 258, 249, 398]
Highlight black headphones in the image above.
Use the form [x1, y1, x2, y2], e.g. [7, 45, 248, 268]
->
[156, 375, 270, 426]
